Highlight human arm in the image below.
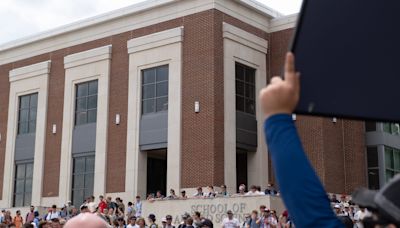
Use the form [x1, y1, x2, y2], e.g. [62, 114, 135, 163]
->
[260, 53, 343, 228]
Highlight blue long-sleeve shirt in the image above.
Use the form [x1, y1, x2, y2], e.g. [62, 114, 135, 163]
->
[264, 114, 344, 228]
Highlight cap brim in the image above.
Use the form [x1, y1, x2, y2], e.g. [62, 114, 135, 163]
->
[351, 188, 378, 209]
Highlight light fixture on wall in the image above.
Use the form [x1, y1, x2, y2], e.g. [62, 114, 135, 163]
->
[292, 113, 297, 121]
[52, 124, 57, 134]
[195, 101, 200, 113]
[116, 114, 121, 125]
[0, 133, 1, 142]
[332, 117, 337, 123]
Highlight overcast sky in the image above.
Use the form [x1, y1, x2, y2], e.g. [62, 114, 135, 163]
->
[0, 0, 302, 45]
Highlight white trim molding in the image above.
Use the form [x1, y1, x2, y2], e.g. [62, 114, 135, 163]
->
[1, 61, 50, 208]
[269, 13, 298, 33]
[58, 45, 111, 205]
[0, 0, 281, 65]
[126, 26, 183, 197]
[223, 23, 268, 194]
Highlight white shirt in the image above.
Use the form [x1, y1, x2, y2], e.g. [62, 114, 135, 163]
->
[222, 217, 240, 228]
[127, 225, 140, 228]
[88, 202, 97, 213]
[135, 201, 142, 217]
[245, 191, 265, 196]
[354, 209, 372, 228]
[46, 212, 59, 221]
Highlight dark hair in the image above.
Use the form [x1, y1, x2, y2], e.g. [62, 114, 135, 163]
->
[194, 211, 201, 217]
[187, 217, 194, 225]
[128, 202, 133, 206]
[52, 205, 57, 209]
[23, 224, 34, 228]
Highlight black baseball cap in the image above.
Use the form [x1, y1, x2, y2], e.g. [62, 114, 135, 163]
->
[352, 174, 400, 224]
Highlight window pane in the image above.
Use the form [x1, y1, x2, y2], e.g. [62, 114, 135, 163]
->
[85, 156, 95, 173]
[29, 108, 37, 121]
[18, 122, 28, 134]
[142, 99, 155, 114]
[245, 68, 255, 84]
[24, 193, 32, 206]
[156, 97, 168, 112]
[77, 83, 88, 97]
[16, 165, 26, 179]
[29, 121, 36, 133]
[156, 81, 168, 97]
[236, 81, 244, 96]
[73, 174, 85, 189]
[15, 180, 25, 193]
[235, 64, 244, 81]
[236, 96, 245, 112]
[385, 147, 394, 169]
[30, 94, 38, 108]
[245, 99, 255, 115]
[87, 110, 97, 123]
[88, 81, 98, 95]
[143, 69, 156, 84]
[84, 189, 93, 201]
[74, 158, 86, 173]
[394, 150, 400, 171]
[156, 65, 168, 82]
[20, 96, 30, 109]
[391, 123, 400, 135]
[19, 109, 29, 122]
[385, 170, 395, 183]
[25, 179, 32, 193]
[142, 84, 155, 99]
[368, 169, 380, 190]
[76, 98, 87, 112]
[87, 96, 97, 109]
[85, 173, 94, 189]
[75, 112, 87, 125]
[367, 147, 379, 168]
[14, 194, 24, 207]
[383, 123, 391, 133]
[72, 190, 84, 206]
[245, 84, 255, 99]
[26, 163, 33, 178]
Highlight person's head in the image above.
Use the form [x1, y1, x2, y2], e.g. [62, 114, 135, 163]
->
[64, 213, 109, 228]
[170, 189, 175, 195]
[162, 217, 167, 226]
[128, 201, 133, 207]
[227, 210, 233, 219]
[156, 191, 163, 197]
[103, 208, 108, 215]
[166, 215, 173, 225]
[99, 195, 104, 201]
[238, 185, 245, 194]
[181, 212, 190, 223]
[187, 217, 193, 226]
[197, 187, 202, 193]
[334, 204, 341, 214]
[71, 207, 78, 215]
[52, 205, 57, 212]
[23, 223, 34, 228]
[192, 211, 200, 220]
[340, 194, 347, 201]
[108, 208, 114, 215]
[106, 196, 112, 202]
[115, 197, 121, 203]
[250, 185, 257, 193]
[129, 216, 137, 225]
[251, 210, 258, 219]
[136, 196, 141, 202]
[208, 186, 214, 191]
[117, 217, 125, 225]
[343, 203, 350, 211]
[80, 205, 89, 213]
[260, 205, 266, 213]
[137, 218, 146, 227]
[16, 210, 20, 216]
[199, 219, 213, 228]
[221, 185, 227, 192]
[270, 210, 277, 218]
[30, 205, 35, 212]
[148, 214, 156, 223]
[181, 190, 186, 197]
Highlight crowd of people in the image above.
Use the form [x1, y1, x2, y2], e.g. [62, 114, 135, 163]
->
[146, 184, 279, 201]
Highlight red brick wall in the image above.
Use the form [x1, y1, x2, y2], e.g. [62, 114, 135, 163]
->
[269, 29, 367, 194]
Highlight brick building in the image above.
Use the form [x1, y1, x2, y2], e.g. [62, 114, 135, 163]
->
[0, 0, 369, 209]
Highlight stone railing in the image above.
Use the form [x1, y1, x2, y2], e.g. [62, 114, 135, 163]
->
[142, 195, 285, 225]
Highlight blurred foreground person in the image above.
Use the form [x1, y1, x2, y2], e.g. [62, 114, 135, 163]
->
[259, 52, 399, 227]
[64, 213, 110, 228]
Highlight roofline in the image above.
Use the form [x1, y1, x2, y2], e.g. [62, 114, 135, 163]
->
[0, 0, 285, 53]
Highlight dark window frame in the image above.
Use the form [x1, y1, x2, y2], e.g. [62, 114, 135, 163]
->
[141, 65, 169, 115]
[13, 162, 33, 207]
[75, 80, 98, 126]
[71, 154, 95, 206]
[18, 93, 38, 135]
[235, 63, 256, 115]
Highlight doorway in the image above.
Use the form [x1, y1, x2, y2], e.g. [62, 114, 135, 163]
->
[146, 149, 167, 197]
[236, 149, 248, 192]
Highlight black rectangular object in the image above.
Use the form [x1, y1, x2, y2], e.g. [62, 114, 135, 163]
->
[291, 0, 400, 122]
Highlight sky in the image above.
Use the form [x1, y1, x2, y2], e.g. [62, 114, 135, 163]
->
[0, 0, 303, 45]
